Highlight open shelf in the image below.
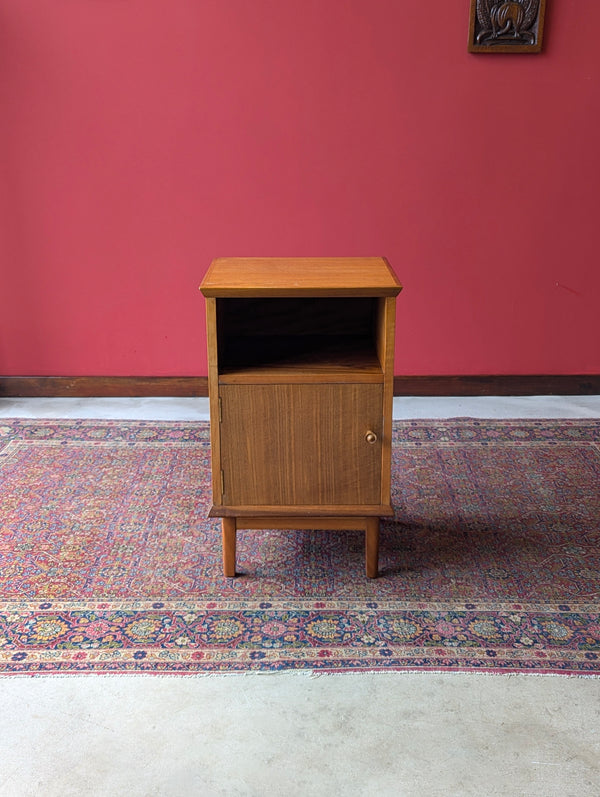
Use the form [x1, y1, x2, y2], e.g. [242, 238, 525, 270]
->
[216, 297, 382, 383]
[219, 335, 383, 383]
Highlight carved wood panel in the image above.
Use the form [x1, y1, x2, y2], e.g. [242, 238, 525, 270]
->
[469, 0, 547, 53]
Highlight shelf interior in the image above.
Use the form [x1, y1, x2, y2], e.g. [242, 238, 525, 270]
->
[217, 297, 383, 381]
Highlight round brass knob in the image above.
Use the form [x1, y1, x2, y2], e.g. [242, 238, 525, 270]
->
[365, 431, 377, 444]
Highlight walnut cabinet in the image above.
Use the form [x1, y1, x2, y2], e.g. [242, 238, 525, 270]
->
[200, 258, 401, 578]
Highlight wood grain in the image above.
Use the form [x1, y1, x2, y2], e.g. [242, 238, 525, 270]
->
[377, 296, 396, 506]
[392, 375, 600, 396]
[209, 504, 394, 518]
[219, 383, 383, 507]
[224, 515, 381, 578]
[0, 376, 207, 397]
[221, 517, 236, 577]
[200, 257, 402, 297]
[2, 374, 599, 398]
[365, 517, 380, 578]
[236, 517, 373, 530]
[468, 0, 547, 54]
[205, 297, 223, 505]
[218, 337, 383, 384]
[201, 258, 399, 580]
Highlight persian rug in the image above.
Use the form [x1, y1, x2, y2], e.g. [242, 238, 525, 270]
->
[0, 418, 599, 676]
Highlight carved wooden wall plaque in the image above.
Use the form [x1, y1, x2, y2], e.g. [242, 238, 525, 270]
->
[469, 0, 547, 53]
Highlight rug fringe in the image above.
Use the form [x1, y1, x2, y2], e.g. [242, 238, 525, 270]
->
[1, 669, 599, 680]
[309, 668, 600, 679]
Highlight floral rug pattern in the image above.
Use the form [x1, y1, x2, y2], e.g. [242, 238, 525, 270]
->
[0, 418, 599, 674]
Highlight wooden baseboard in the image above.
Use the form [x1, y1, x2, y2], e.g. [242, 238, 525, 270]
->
[0, 376, 208, 398]
[0, 374, 599, 398]
[393, 375, 600, 396]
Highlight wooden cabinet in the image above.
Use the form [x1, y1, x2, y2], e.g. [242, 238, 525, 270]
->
[200, 258, 401, 578]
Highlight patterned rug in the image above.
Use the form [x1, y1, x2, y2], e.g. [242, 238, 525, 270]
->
[1, 418, 599, 676]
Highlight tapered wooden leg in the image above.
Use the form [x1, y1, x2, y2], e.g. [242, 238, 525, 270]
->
[365, 517, 379, 578]
[222, 517, 237, 577]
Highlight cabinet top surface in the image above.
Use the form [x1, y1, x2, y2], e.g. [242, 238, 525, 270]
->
[200, 257, 402, 297]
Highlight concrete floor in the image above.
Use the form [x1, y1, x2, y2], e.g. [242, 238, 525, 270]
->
[1, 394, 600, 420]
[1, 396, 599, 797]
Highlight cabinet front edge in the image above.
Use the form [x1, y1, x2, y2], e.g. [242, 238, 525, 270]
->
[208, 504, 394, 518]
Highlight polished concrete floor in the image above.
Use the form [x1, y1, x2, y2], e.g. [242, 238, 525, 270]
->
[1, 396, 599, 797]
[1, 395, 600, 420]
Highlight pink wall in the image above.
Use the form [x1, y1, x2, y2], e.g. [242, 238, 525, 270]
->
[1, 0, 599, 377]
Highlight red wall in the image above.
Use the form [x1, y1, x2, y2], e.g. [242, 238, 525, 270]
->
[1, 0, 599, 377]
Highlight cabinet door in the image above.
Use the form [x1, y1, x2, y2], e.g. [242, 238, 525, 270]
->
[219, 384, 383, 507]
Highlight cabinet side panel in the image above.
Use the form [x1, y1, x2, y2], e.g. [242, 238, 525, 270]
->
[205, 297, 222, 505]
[376, 297, 396, 506]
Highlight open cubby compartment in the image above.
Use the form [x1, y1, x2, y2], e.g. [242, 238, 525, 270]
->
[216, 297, 384, 381]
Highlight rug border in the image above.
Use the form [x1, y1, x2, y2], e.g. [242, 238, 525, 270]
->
[1, 417, 598, 677]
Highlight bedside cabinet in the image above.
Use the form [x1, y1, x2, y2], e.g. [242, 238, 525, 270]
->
[200, 257, 401, 578]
